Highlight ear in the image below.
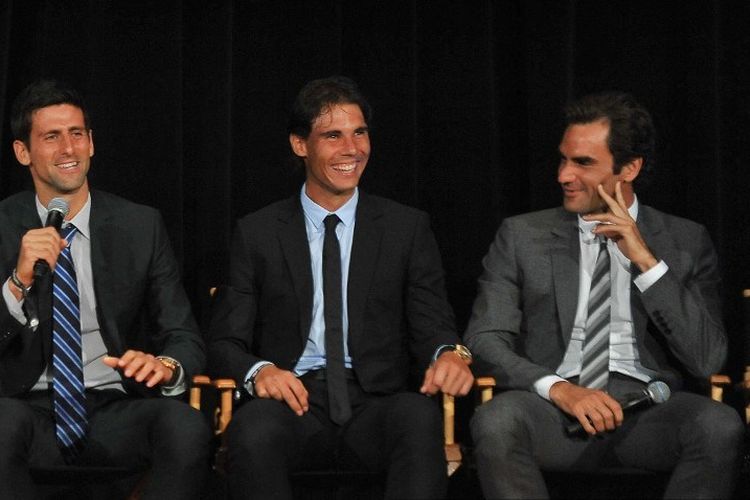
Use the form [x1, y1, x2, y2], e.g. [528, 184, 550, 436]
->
[289, 134, 307, 158]
[88, 129, 95, 157]
[619, 157, 642, 183]
[13, 140, 31, 166]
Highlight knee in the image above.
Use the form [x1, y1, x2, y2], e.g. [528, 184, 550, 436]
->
[154, 401, 212, 465]
[470, 393, 530, 451]
[225, 400, 296, 457]
[684, 402, 744, 458]
[384, 393, 442, 442]
[0, 398, 34, 455]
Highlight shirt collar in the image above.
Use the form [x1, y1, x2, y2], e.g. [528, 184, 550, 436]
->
[577, 194, 639, 243]
[300, 184, 359, 231]
[36, 193, 92, 240]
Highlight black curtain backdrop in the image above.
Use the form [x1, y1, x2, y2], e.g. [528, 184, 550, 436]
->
[1, 0, 748, 380]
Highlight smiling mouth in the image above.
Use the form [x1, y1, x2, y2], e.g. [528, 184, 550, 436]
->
[331, 163, 357, 173]
[56, 161, 79, 170]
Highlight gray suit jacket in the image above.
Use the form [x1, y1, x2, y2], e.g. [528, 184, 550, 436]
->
[464, 205, 727, 391]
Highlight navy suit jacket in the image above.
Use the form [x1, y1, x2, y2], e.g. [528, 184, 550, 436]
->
[207, 192, 459, 395]
[0, 190, 204, 397]
[465, 205, 727, 391]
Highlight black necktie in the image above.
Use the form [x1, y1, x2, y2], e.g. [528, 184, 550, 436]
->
[322, 214, 351, 424]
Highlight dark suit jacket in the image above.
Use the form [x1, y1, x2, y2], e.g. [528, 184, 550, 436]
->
[464, 205, 727, 391]
[207, 192, 459, 395]
[0, 190, 204, 397]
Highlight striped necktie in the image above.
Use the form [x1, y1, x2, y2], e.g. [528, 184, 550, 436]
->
[579, 239, 612, 390]
[52, 224, 88, 461]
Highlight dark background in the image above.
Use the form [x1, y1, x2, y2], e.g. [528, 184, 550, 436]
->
[1, 0, 748, 381]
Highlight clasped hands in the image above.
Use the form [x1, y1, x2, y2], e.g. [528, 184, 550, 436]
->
[254, 351, 474, 417]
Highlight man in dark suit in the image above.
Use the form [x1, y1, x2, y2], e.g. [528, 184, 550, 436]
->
[207, 76, 474, 499]
[0, 80, 210, 499]
[465, 91, 744, 498]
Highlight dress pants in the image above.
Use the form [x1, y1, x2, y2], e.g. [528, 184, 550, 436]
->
[471, 375, 745, 499]
[0, 390, 212, 500]
[226, 373, 446, 500]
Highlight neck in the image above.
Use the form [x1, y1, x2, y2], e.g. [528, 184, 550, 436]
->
[37, 185, 90, 219]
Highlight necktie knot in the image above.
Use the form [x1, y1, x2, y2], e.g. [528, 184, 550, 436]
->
[61, 224, 78, 243]
[323, 214, 341, 233]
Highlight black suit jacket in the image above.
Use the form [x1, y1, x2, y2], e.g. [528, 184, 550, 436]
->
[465, 205, 727, 391]
[0, 190, 204, 397]
[207, 192, 459, 395]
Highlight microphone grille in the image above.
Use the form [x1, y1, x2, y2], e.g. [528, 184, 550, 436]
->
[646, 380, 671, 404]
[47, 197, 70, 217]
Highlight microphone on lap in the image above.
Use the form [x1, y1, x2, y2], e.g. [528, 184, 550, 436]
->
[32, 197, 70, 279]
[565, 380, 671, 436]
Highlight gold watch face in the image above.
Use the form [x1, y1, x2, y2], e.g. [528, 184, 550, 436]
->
[454, 344, 472, 361]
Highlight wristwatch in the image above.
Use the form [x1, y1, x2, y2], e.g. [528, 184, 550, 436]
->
[156, 356, 181, 376]
[433, 344, 473, 363]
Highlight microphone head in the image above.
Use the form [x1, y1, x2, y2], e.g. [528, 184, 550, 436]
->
[47, 197, 70, 218]
[646, 380, 671, 404]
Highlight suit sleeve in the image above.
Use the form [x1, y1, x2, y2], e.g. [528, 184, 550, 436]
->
[206, 223, 263, 383]
[145, 212, 205, 383]
[464, 219, 557, 390]
[638, 224, 727, 378]
[404, 212, 461, 371]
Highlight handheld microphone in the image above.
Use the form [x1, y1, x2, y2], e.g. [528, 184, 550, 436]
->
[32, 197, 70, 279]
[565, 380, 671, 436]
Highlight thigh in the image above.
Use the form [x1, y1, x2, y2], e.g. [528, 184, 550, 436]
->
[0, 396, 63, 467]
[227, 395, 338, 471]
[342, 392, 443, 471]
[472, 390, 614, 470]
[80, 393, 209, 468]
[611, 391, 741, 471]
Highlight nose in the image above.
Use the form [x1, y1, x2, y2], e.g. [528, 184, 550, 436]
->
[341, 135, 357, 155]
[558, 160, 575, 184]
[59, 133, 74, 154]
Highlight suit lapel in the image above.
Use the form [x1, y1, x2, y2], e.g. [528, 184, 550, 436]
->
[346, 193, 383, 345]
[277, 197, 315, 346]
[551, 210, 580, 346]
[88, 192, 125, 354]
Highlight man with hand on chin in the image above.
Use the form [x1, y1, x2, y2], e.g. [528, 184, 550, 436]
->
[466, 91, 743, 499]
[0, 79, 210, 499]
[208, 76, 473, 499]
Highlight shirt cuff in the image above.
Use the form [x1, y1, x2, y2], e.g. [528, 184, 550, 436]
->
[159, 356, 186, 396]
[244, 361, 274, 396]
[3, 279, 28, 326]
[633, 260, 668, 292]
[533, 374, 568, 400]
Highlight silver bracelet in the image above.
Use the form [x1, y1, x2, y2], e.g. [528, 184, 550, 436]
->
[10, 268, 32, 298]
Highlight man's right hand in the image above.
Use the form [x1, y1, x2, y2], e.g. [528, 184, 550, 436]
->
[549, 381, 623, 435]
[253, 365, 309, 416]
[9, 227, 67, 301]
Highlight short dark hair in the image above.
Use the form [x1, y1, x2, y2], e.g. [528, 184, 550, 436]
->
[564, 91, 655, 185]
[288, 76, 371, 138]
[10, 79, 90, 145]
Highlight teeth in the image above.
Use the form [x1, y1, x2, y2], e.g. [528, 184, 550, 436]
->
[332, 163, 356, 172]
[57, 161, 78, 169]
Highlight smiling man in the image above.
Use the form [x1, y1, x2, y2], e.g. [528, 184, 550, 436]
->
[0, 80, 210, 499]
[465, 91, 743, 499]
[207, 76, 473, 499]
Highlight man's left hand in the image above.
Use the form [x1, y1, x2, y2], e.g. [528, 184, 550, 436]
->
[420, 351, 474, 396]
[584, 182, 658, 273]
[103, 350, 174, 388]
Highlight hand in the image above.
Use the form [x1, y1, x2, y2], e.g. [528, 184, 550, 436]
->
[9, 227, 67, 300]
[420, 351, 474, 396]
[549, 381, 623, 435]
[103, 350, 174, 388]
[583, 182, 658, 273]
[253, 365, 309, 416]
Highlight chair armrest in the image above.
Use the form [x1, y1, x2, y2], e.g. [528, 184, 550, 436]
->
[190, 375, 236, 435]
[476, 376, 497, 403]
[443, 393, 461, 476]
